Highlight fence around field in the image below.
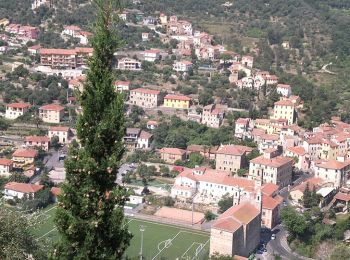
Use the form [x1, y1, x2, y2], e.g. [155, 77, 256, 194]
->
[126, 212, 210, 232]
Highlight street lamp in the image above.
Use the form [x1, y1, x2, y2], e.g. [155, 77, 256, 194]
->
[139, 225, 145, 260]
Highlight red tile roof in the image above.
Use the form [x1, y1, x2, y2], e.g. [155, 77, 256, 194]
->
[261, 183, 279, 196]
[262, 195, 282, 210]
[115, 80, 131, 86]
[274, 100, 295, 106]
[6, 103, 31, 109]
[216, 145, 253, 156]
[4, 182, 43, 193]
[147, 120, 158, 126]
[160, 147, 186, 155]
[13, 149, 38, 158]
[51, 187, 61, 196]
[286, 146, 306, 156]
[236, 118, 250, 124]
[139, 130, 153, 139]
[164, 94, 191, 101]
[0, 158, 13, 166]
[250, 155, 293, 168]
[49, 126, 70, 132]
[131, 88, 160, 95]
[40, 48, 76, 55]
[64, 25, 82, 31]
[40, 104, 65, 111]
[316, 160, 350, 170]
[334, 192, 350, 202]
[277, 84, 291, 89]
[25, 136, 50, 142]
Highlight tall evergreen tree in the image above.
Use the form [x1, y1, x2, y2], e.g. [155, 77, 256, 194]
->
[53, 1, 131, 259]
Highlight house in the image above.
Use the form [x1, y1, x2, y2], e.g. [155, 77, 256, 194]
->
[28, 44, 41, 55]
[48, 126, 71, 143]
[62, 25, 82, 37]
[142, 32, 149, 41]
[234, 118, 252, 139]
[143, 16, 156, 25]
[187, 145, 218, 160]
[241, 55, 254, 68]
[159, 147, 187, 164]
[164, 94, 191, 109]
[4, 182, 44, 199]
[5, 103, 31, 120]
[39, 104, 65, 123]
[173, 60, 193, 72]
[290, 178, 324, 203]
[137, 130, 153, 149]
[31, 0, 51, 10]
[313, 160, 350, 188]
[124, 128, 141, 149]
[25, 136, 50, 151]
[68, 75, 86, 92]
[210, 202, 261, 257]
[12, 149, 38, 167]
[256, 134, 280, 153]
[0, 158, 13, 177]
[159, 13, 168, 24]
[39, 47, 93, 69]
[331, 188, 350, 213]
[117, 57, 141, 70]
[114, 81, 130, 92]
[129, 88, 161, 108]
[51, 187, 61, 203]
[76, 31, 92, 45]
[146, 120, 158, 130]
[0, 18, 10, 27]
[261, 183, 283, 229]
[285, 146, 309, 171]
[272, 99, 296, 125]
[143, 49, 161, 62]
[0, 45, 8, 54]
[202, 104, 225, 128]
[5, 24, 39, 40]
[248, 149, 293, 187]
[276, 84, 292, 97]
[215, 145, 253, 173]
[171, 167, 255, 201]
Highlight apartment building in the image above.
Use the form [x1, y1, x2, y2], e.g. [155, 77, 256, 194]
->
[48, 126, 71, 144]
[164, 94, 191, 109]
[0, 159, 13, 177]
[285, 146, 309, 171]
[117, 57, 141, 70]
[248, 149, 293, 187]
[129, 88, 160, 108]
[39, 104, 65, 123]
[114, 81, 130, 92]
[40, 47, 93, 68]
[215, 145, 253, 173]
[202, 104, 225, 128]
[234, 118, 252, 139]
[4, 182, 44, 200]
[12, 149, 38, 167]
[276, 84, 292, 97]
[272, 99, 296, 125]
[143, 49, 161, 62]
[313, 160, 350, 188]
[5, 103, 31, 120]
[5, 24, 39, 40]
[25, 136, 50, 151]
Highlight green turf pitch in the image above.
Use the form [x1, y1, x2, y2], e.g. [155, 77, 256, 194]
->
[30, 206, 210, 259]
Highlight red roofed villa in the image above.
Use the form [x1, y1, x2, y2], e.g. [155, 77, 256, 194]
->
[39, 104, 65, 123]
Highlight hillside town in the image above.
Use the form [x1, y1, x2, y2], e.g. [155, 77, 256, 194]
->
[1, 0, 350, 260]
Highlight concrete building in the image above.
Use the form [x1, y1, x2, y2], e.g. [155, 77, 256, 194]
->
[164, 94, 191, 109]
[0, 158, 13, 177]
[248, 149, 293, 187]
[137, 130, 153, 149]
[285, 146, 309, 171]
[31, 0, 51, 10]
[48, 126, 71, 144]
[241, 55, 254, 68]
[12, 149, 38, 167]
[25, 136, 50, 151]
[210, 202, 261, 257]
[129, 88, 160, 108]
[5, 103, 31, 120]
[39, 104, 65, 123]
[272, 99, 296, 125]
[173, 60, 193, 72]
[159, 147, 187, 164]
[276, 84, 292, 97]
[39, 48, 93, 69]
[123, 128, 152, 150]
[215, 145, 253, 173]
[143, 49, 161, 62]
[313, 160, 350, 188]
[117, 57, 141, 70]
[5, 24, 39, 40]
[202, 104, 225, 128]
[114, 81, 130, 92]
[4, 182, 44, 199]
[234, 118, 252, 139]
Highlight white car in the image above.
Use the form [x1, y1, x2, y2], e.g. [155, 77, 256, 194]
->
[271, 234, 276, 240]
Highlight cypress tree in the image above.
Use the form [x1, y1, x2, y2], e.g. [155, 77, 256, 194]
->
[52, 1, 131, 259]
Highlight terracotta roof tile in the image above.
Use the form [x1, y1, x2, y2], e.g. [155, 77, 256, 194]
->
[25, 136, 50, 142]
[39, 104, 65, 111]
[5, 182, 43, 193]
[164, 94, 191, 101]
[216, 145, 253, 156]
[160, 147, 186, 155]
[0, 158, 13, 166]
[6, 103, 31, 109]
[13, 149, 38, 158]
[250, 155, 293, 168]
[131, 88, 160, 95]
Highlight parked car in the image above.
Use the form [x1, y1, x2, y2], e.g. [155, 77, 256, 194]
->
[271, 234, 276, 240]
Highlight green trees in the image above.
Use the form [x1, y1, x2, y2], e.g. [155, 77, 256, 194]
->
[218, 194, 233, 213]
[280, 207, 308, 240]
[302, 183, 321, 208]
[53, 1, 131, 259]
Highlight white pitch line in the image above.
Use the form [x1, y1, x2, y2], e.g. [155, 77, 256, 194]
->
[36, 227, 57, 241]
[152, 231, 182, 260]
[191, 239, 209, 260]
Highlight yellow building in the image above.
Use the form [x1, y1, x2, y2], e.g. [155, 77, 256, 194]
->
[272, 99, 296, 125]
[12, 149, 38, 168]
[0, 18, 10, 27]
[164, 94, 191, 109]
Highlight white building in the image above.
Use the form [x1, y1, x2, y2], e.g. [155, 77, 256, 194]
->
[173, 60, 193, 72]
[4, 182, 44, 199]
[48, 126, 71, 144]
[117, 58, 142, 70]
[31, 0, 51, 10]
[313, 160, 350, 188]
[114, 81, 130, 92]
[143, 49, 161, 62]
[0, 159, 13, 177]
[136, 130, 153, 149]
[276, 84, 292, 97]
[5, 103, 31, 120]
[234, 118, 252, 139]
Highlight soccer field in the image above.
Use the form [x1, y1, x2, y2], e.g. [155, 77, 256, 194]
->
[31, 206, 210, 259]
